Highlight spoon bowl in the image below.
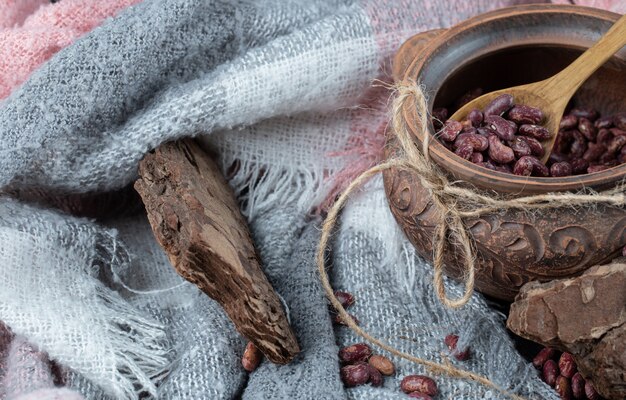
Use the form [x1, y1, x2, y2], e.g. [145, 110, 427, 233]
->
[451, 13, 626, 164]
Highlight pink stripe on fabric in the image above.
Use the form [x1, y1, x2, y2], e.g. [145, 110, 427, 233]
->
[0, 0, 142, 100]
[0, 0, 48, 28]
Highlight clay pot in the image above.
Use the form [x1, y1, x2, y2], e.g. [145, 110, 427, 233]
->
[383, 5, 626, 301]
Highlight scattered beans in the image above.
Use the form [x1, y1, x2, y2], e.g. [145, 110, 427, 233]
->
[333, 290, 355, 309]
[556, 375, 573, 400]
[340, 363, 371, 387]
[559, 352, 577, 379]
[242, 342, 262, 372]
[532, 347, 556, 369]
[444, 334, 470, 361]
[338, 341, 396, 388]
[368, 354, 395, 376]
[585, 381, 601, 400]
[571, 373, 585, 399]
[400, 375, 438, 396]
[367, 364, 383, 387]
[533, 347, 605, 399]
[339, 343, 372, 363]
[434, 90, 626, 176]
[542, 360, 559, 387]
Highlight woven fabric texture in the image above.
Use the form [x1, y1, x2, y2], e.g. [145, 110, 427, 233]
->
[0, 0, 619, 399]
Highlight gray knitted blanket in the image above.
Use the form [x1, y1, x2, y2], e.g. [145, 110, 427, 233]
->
[0, 0, 561, 399]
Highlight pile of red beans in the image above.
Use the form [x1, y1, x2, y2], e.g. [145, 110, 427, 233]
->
[433, 90, 626, 177]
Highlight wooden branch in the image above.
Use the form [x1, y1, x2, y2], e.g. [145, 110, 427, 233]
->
[134, 139, 299, 364]
[507, 261, 626, 399]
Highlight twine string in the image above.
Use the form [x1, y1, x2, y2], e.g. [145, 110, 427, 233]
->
[316, 81, 626, 398]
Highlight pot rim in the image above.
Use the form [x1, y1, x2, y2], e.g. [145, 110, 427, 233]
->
[400, 4, 626, 194]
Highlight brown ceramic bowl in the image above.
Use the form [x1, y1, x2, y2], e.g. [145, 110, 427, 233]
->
[383, 4, 626, 301]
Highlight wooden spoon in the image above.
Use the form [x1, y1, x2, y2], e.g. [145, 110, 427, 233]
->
[451, 13, 626, 164]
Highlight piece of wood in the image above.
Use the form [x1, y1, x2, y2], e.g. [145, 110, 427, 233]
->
[134, 139, 299, 364]
[450, 13, 626, 163]
[507, 261, 626, 399]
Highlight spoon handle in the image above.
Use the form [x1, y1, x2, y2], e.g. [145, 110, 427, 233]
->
[542, 13, 626, 104]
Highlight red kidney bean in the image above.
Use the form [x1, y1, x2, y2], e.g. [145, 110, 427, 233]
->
[549, 152, 569, 165]
[339, 343, 372, 363]
[584, 380, 600, 400]
[578, 117, 597, 141]
[542, 360, 558, 387]
[367, 364, 383, 387]
[597, 128, 613, 145]
[470, 152, 483, 163]
[507, 104, 543, 124]
[570, 158, 589, 175]
[595, 115, 613, 129]
[560, 114, 578, 130]
[550, 161, 572, 177]
[559, 352, 577, 378]
[454, 142, 474, 160]
[488, 135, 515, 164]
[400, 375, 438, 396]
[333, 291, 355, 308]
[555, 375, 573, 400]
[468, 109, 483, 127]
[571, 373, 585, 399]
[614, 112, 626, 130]
[438, 120, 463, 142]
[483, 93, 514, 116]
[444, 334, 470, 361]
[610, 127, 626, 137]
[570, 107, 598, 121]
[583, 142, 606, 162]
[508, 137, 532, 158]
[533, 347, 556, 369]
[600, 151, 617, 164]
[340, 363, 370, 387]
[477, 126, 496, 137]
[514, 156, 549, 177]
[455, 132, 489, 151]
[518, 136, 545, 157]
[570, 131, 587, 159]
[519, 124, 551, 140]
[484, 115, 516, 140]
[554, 129, 574, 154]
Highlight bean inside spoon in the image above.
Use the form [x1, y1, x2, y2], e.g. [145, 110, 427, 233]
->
[450, 13, 626, 164]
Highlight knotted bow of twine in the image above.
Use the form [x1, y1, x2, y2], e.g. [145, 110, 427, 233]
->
[316, 81, 626, 398]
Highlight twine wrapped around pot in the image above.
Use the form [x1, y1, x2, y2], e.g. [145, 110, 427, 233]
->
[316, 81, 626, 398]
